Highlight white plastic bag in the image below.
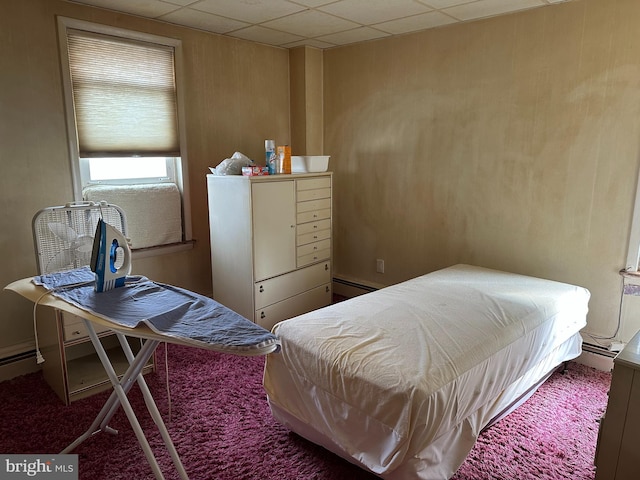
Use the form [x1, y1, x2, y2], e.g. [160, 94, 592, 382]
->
[209, 151, 254, 175]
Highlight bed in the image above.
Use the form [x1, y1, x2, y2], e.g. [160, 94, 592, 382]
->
[263, 264, 589, 479]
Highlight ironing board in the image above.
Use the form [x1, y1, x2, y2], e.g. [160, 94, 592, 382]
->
[5, 275, 280, 480]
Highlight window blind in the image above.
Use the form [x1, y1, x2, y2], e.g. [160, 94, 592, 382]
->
[67, 30, 179, 157]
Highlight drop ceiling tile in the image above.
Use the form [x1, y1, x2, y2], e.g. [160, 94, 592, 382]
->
[192, 0, 306, 24]
[262, 9, 360, 38]
[287, 0, 336, 7]
[317, 26, 391, 46]
[444, 0, 545, 21]
[318, 0, 432, 25]
[418, 0, 476, 8]
[161, 0, 200, 6]
[227, 25, 304, 46]
[68, 0, 577, 49]
[159, 7, 249, 33]
[375, 11, 457, 35]
[71, 0, 178, 18]
[283, 38, 337, 49]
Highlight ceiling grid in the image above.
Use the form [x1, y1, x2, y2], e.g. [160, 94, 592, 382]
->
[69, 0, 573, 49]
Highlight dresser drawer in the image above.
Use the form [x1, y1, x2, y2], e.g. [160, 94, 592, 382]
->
[297, 187, 330, 202]
[63, 313, 111, 342]
[297, 208, 331, 224]
[297, 228, 330, 246]
[297, 197, 331, 213]
[297, 248, 331, 268]
[297, 218, 330, 236]
[255, 261, 331, 309]
[296, 177, 331, 191]
[256, 283, 331, 331]
[297, 238, 330, 257]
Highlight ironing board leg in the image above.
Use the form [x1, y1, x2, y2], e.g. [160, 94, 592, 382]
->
[114, 334, 189, 480]
[95, 336, 158, 431]
[61, 322, 182, 480]
[60, 334, 158, 453]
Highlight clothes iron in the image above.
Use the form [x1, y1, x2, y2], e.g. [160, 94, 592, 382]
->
[90, 218, 132, 292]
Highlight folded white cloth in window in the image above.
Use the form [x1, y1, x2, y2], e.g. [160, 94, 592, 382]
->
[83, 183, 182, 249]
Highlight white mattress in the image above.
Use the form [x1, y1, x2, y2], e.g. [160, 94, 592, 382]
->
[263, 264, 590, 478]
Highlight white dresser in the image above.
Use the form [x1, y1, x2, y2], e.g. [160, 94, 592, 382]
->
[595, 330, 640, 480]
[206, 172, 332, 330]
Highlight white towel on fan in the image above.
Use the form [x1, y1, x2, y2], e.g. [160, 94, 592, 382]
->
[83, 183, 182, 249]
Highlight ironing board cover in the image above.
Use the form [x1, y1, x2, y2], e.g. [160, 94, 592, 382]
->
[33, 267, 279, 355]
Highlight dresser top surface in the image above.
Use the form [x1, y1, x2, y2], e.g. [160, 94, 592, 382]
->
[615, 330, 640, 369]
[207, 172, 332, 182]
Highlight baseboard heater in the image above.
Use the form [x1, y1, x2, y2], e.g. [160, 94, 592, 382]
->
[332, 277, 378, 293]
[582, 342, 617, 358]
[0, 349, 36, 367]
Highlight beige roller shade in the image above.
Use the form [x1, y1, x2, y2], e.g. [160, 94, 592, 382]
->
[67, 30, 179, 157]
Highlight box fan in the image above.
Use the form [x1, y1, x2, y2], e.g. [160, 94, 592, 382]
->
[32, 201, 127, 275]
[30, 201, 148, 405]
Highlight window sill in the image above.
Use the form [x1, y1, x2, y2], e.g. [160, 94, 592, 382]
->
[132, 240, 194, 260]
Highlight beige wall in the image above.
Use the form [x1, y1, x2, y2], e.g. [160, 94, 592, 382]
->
[290, 46, 324, 155]
[324, 0, 640, 342]
[2, 0, 638, 359]
[0, 0, 290, 354]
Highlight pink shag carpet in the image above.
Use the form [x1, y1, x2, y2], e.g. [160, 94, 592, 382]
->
[0, 344, 610, 480]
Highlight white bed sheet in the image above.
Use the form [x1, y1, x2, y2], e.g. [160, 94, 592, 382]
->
[263, 264, 589, 478]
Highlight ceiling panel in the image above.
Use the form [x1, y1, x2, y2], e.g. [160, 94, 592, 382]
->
[317, 0, 432, 25]
[443, 0, 546, 21]
[68, 0, 575, 49]
[192, 0, 306, 24]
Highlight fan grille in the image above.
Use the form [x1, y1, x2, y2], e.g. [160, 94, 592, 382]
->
[32, 203, 127, 274]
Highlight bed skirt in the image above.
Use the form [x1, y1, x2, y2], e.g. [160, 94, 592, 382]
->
[268, 331, 582, 479]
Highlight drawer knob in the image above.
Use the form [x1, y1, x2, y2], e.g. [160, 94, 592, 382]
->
[325, 286, 330, 293]
[259, 285, 264, 293]
[325, 264, 328, 270]
[260, 311, 266, 319]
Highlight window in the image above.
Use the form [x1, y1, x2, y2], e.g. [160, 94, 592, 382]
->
[82, 157, 174, 185]
[58, 18, 192, 252]
[626, 171, 640, 271]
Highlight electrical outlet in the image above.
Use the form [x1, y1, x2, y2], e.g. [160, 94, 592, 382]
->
[609, 341, 626, 352]
[376, 259, 385, 274]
